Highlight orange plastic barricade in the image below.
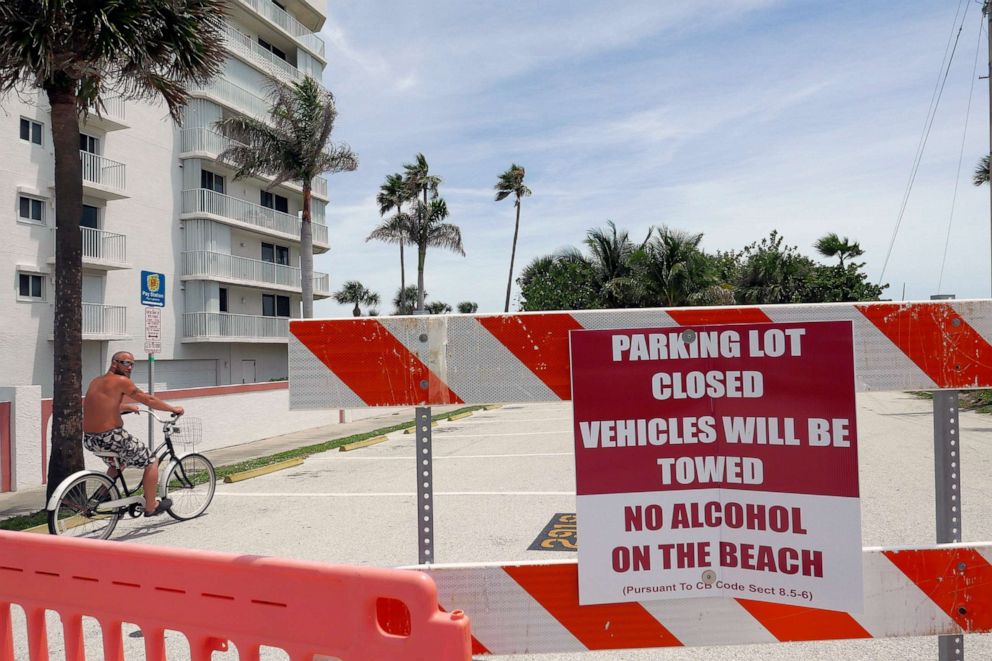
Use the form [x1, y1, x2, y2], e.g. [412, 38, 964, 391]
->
[0, 530, 471, 661]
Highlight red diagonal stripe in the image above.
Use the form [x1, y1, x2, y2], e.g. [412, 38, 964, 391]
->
[857, 302, 992, 388]
[291, 320, 463, 406]
[883, 547, 992, 633]
[503, 564, 682, 650]
[666, 307, 772, 325]
[478, 314, 583, 400]
[736, 599, 871, 641]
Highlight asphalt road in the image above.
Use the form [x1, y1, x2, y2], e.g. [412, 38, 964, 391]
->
[8, 391, 992, 660]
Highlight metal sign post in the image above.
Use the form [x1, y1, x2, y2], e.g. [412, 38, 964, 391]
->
[413, 311, 435, 565]
[141, 272, 165, 449]
[930, 294, 963, 661]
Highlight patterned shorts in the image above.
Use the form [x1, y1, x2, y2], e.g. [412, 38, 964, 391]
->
[83, 427, 153, 469]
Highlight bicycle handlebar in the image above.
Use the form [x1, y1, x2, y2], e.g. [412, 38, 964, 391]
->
[126, 408, 183, 424]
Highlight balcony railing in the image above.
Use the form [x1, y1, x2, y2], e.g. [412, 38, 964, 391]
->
[222, 22, 309, 84]
[182, 188, 329, 246]
[193, 78, 271, 122]
[98, 96, 126, 123]
[81, 227, 127, 266]
[179, 126, 233, 156]
[80, 151, 125, 192]
[183, 312, 288, 341]
[312, 176, 327, 198]
[182, 250, 330, 296]
[237, 0, 325, 57]
[82, 303, 127, 338]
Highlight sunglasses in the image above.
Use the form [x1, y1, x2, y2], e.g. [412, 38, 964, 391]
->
[114, 359, 135, 367]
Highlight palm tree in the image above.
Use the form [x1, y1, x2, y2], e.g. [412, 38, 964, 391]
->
[393, 285, 420, 315]
[495, 164, 532, 313]
[0, 0, 226, 496]
[974, 155, 989, 186]
[638, 226, 714, 307]
[457, 301, 479, 313]
[425, 301, 452, 314]
[333, 281, 380, 317]
[584, 221, 650, 308]
[814, 232, 864, 268]
[367, 210, 414, 291]
[217, 76, 358, 318]
[407, 198, 465, 311]
[374, 172, 414, 293]
[403, 153, 442, 207]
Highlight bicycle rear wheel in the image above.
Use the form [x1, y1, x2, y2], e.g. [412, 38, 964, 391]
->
[48, 474, 121, 539]
[165, 453, 216, 520]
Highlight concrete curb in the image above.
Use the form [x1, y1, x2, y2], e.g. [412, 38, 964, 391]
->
[223, 457, 304, 483]
[447, 411, 474, 421]
[339, 435, 388, 452]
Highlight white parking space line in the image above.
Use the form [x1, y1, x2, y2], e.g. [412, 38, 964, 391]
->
[315, 452, 573, 460]
[214, 491, 575, 497]
[414, 431, 570, 439]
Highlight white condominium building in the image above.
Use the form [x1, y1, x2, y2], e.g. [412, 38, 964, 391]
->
[0, 0, 330, 395]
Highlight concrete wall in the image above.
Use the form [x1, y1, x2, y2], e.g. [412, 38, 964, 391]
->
[26, 382, 401, 486]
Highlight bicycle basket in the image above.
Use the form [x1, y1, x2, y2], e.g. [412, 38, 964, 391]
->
[170, 417, 202, 452]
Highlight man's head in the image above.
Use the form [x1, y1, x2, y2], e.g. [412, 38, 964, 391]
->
[110, 351, 135, 376]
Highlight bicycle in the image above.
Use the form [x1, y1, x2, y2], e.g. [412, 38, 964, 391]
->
[46, 410, 217, 539]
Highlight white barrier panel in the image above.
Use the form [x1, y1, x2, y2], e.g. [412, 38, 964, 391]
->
[288, 300, 992, 408]
[410, 543, 992, 654]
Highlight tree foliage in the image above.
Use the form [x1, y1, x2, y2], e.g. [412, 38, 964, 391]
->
[518, 226, 886, 311]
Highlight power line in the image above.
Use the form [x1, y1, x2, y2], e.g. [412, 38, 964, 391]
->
[937, 18, 984, 292]
[878, 0, 972, 285]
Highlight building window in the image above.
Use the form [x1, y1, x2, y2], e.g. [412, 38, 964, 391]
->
[219, 287, 228, 313]
[81, 205, 100, 229]
[257, 37, 287, 61]
[18, 195, 45, 224]
[261, 242, 289, 266]
[79, 133, 99, 154]
[272, 0, 286, 10]
[262, 294, 290, 317]
[17, 272, 45, 301]
[201, 169, 225, 194]
[20, 118, 42, 145]
[260, 191, 289, 213]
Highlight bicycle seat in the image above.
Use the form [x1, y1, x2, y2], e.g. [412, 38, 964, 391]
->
[91, 450, 125, 470]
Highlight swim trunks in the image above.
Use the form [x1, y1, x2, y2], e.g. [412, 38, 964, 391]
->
[82, 427, 153, 468]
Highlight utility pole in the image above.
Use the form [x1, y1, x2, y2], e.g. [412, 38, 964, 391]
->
[987, 2, 992, 296]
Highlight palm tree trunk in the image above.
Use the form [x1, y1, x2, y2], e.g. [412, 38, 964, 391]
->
[400, 243, 405, 294]
[417, 246, 426, 313]
[504, 201, 522, 313]
[301, 184, 314, 318]
[46, 85, 85, 498]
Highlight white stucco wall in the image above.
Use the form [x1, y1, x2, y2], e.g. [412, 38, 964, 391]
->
[0, 385, 42, 488]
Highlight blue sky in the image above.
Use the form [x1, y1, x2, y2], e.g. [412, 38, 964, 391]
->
[313, 0, 992, 317]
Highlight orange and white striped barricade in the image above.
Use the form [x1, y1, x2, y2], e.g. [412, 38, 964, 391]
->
[0, 529, 471, 661]
[405, 543, 992, 654]
[288, 300, 992, 408]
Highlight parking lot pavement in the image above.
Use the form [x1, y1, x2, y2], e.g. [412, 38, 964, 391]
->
[9, 393, 992, 660]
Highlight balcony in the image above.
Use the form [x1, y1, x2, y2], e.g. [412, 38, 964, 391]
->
[49, 228, 129, 270]
[80, 151, 127, 200]
[181, 250, 331, 298]
[83, 97, 127, 132]
[183, 312, 288, 343]
[237, 0, 325, 59]
[179, 128, 330, 203]
[181, 187, 329, 252]
[191, 78, 271, 122]
[83, 304, 128, 340]
[221, 23, 317, 85]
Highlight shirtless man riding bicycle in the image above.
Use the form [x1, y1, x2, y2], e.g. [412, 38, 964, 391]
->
[82, 351, 184, 516]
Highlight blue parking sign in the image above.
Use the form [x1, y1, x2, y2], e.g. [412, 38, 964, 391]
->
[141, 271, 166, 307]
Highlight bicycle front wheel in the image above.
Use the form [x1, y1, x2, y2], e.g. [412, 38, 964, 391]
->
[48, 473, 121, 539]
[165, 453, 216, 520]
